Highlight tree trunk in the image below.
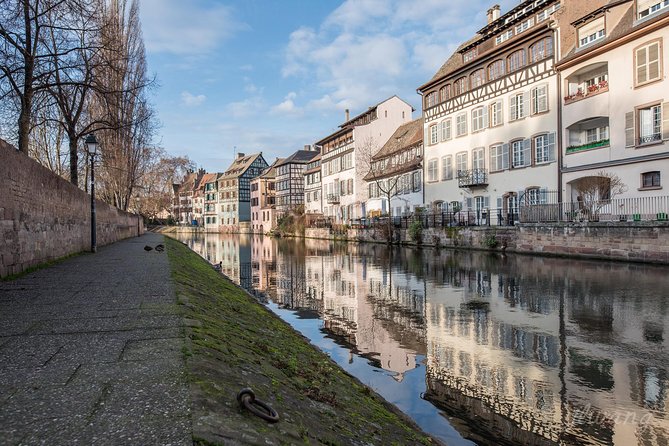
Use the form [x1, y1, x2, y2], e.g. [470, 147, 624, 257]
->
[69, 135, 79, 186]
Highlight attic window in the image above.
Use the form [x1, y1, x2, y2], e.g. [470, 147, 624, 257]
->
[638, 0, 669, 19]
[463, 47, 478, 63]
[578, 17, 605, 47]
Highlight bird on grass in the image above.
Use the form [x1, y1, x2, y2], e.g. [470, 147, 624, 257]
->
[155, 244, 165, 252]
[213, 261, 222, 271]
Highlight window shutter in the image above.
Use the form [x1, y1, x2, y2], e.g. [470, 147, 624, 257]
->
[522, 91, 530, 118]
[497, 197, 503, 208]
[636, 46, 648, 84]
[649, 42, 660, 81]
[540, 188, 548, 204]
[539, 85, 548, 112]
[531, 88, 537, 115]
[625, 111, 636, 147]
[548, 132, 556, 161]
[466, 198, 473, 209]
[484, 196, 490, 208]
[425, 127, 430, 145]
[483, 108, 489, 129]
[502, 143, 510, 169]
[522, 138, 532, 166]
[498, 99, 503, 124]
[510, 95, 518, 120]
[663, 102, 669, 140]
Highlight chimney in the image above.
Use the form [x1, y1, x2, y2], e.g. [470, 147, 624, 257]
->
[487, 4, 500, 24]
[237, 152, 245, 159]
[345, 109, 350, 121]
[303, 144, 311, 151]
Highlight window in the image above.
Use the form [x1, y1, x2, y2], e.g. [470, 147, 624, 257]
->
[586, 126, 609, 143]
[496, 29, 513, 45]
[531, 85, 548, 114]
[454, 77, 468, 96]
[440, 85, 451, 102]
[490, 144, 509, 171]
[537, 2, 561, 22]
[510, 93, 525, 120]
[413, 171, 421, 192]
[490, 100, 503, 127]
[488, 60, 505, 80]
[507, 50, 526, 72]
[525, 188, 542, 205]
[472, 147, 485, 170]
[441, 156, 453, 180]
[470, 69, 485, 88]
[642, 171, 661, 188]
[430, 124, 439, 145]
[639, 104, 662, 143]
[511, 139, 531, 168]
[425, 91, 438, 108]
[472, 107, 487, 132]
[428, 159, 438, 182]
[534, 133, 556, 164]
[578, 17, 605, 47]
[635, 40, 662, 86]
[463, 47, 478, 63]
[456, 152, 468, 176]
[456, 112, 467, 136]
[515, 17, 534, 35]
[440, 119, 452, 141]
[637, 0, 669, 19]
[530, 37, 553, 63]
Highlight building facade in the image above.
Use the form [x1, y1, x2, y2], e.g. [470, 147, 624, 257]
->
[556, 0, 669, 213]
[218, 153, 268, 232]
[275, 147, 320, 217]
[250, 159, 281, 233]
[202, 173, 219, 231]
[419, 1, 561, 225]
[365, 117, 424, 217]
[316, 96, 413, 223]
[304, 154, 323, 218]
[172, 169, 205, 225]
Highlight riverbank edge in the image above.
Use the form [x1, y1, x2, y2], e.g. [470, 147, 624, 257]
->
[164, 236, 441, 446]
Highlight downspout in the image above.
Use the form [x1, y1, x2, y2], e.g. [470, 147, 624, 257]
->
[554, 21, 563, 205]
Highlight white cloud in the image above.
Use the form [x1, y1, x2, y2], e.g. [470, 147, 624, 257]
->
[140, 0, 246, 55]
[271, 92, 303, 116]
[225, 96, 265, 120]
[180, 91, 206, 107]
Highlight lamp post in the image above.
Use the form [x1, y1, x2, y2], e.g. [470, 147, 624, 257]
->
[85, 134, 100, 253]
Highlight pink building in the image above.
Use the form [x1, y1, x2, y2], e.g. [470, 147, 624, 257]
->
[250, 159, 282, 233]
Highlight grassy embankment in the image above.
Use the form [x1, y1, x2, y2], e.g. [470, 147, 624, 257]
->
[165, 237, 437, 446]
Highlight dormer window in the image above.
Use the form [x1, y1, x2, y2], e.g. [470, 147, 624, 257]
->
[578, 17, 605, 47]
[496, 29, 513, 45]
[425, 91, 438, 108]
[515, 17, 534, 34]
[463, 47, 478, 63]
[638, 0, 669, 19]
[537, 2, 561, 22]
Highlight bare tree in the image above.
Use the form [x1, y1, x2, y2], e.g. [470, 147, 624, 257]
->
[28, 104, 68, 175]
[573, 170, 627, 218]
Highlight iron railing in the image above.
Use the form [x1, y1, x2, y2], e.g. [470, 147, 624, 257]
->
[639, 133, 662, 145]
[457, 168, 488, 188]
[326, 194, 340, 204]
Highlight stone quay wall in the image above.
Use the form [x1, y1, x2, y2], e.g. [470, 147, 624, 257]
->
[1, 140, 143, 277]
[305, 221, 669, 264]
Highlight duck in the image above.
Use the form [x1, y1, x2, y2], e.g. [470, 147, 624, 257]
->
[213, 261, 222, 271]
[144, 245, 153, 251]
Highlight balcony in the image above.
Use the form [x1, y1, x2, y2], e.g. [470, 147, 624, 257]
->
[326, 194, 340, 204]
[564, 80, 609, 104]
[566, 139, 610, 153]
[458, 168, 488, 188]
[639, 133, 662, 145]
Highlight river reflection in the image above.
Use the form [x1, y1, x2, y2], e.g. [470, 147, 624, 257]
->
[176, 232, 669, 446]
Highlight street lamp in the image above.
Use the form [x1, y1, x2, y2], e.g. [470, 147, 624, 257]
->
[85, 134, 100, 253]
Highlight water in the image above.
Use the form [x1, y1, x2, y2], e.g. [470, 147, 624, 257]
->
[175, 232, 669, 446]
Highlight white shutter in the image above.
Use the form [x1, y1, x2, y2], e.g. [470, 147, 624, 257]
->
[625, 111, 636, 147]
[531, 87, 537, 115]
[649, 42, 660, 81]
[522, 138, 532, 166]
[483, 107, 489, 129]
[484, 196, 490, 208]
[548, 132, 556, 161]
[636, 46, 648, 84]
[522, 91, 530, 118]
[496, 197, 503, 208]
[539, 85, 548, 113]
[663, 102, 669, 141]
[502, 143, 510, 169]
[510, 95, 518, 121]
[466, 198, 473, 209]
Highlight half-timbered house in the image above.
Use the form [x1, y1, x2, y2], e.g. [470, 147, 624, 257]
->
[275, 147, 320, 217]
[217, 153, 268, 232]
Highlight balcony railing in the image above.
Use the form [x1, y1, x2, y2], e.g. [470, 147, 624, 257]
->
[564, 80, 609, 104]
[326, 194, 340, 204]
[566, 139, 610, 153]
[639, 133, 662, 145]
[458, 168, 488, 188]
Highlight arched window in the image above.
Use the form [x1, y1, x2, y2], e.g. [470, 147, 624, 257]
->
[425, 91, 438, 108]
[488, 60, 505, 80]
[440, 85, 451, 102]
[470, 69, 485, 88]
[453, 77, 468, 96]
[530, 36, 553, 63]
[507, 49, 527, 72]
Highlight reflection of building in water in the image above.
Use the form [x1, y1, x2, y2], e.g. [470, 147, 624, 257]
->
[250, 235, 277, 301]
[423, 251, 669, 446]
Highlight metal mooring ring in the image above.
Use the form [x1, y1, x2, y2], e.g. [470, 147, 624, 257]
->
[237, 388, 280, 423]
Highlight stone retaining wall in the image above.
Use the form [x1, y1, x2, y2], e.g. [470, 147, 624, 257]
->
[1, 140, 143, 277]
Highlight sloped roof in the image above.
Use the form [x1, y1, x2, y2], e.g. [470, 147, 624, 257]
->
[371, 117, 424, 161]
[419, 37, 480, 91]
[275, 150, 319, 167]
[220, 153, 265, 179]
[304, 153, 322, 175]
[339, 95, 414, 128]
[258, 158, 284, 179]
[201, 173, 218, 186]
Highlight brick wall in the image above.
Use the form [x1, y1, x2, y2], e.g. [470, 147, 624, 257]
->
[1, 140, 143, 277]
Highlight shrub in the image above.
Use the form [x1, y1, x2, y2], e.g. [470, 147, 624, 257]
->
[408, 220, 423, 244]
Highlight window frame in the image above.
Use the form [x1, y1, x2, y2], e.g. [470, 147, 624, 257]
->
[641, 171, 661, 189]
[634, 38, 663, 87]
[456, 112, 468, 137]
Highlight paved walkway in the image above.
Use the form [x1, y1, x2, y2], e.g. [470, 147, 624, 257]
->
[0, 234, 191, 446]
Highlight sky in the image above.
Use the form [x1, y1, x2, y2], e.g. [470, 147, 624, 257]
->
[139, 0, 519, 173]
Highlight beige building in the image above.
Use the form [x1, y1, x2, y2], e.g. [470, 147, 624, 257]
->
[250, 158, 281, 234]
[315, 96, 413, 223]
[304, 154, 323, 218]
[556, 0, 669, 214]
[419, 1, 561, 225]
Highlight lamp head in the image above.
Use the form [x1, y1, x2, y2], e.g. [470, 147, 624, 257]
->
[85, 134, 99, 156]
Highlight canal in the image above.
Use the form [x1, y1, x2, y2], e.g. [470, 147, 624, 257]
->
[174, 232, 669, 446]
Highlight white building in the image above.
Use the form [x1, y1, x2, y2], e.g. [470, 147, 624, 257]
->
[418, 1, 560, 225]
[365, 117, 424, 217]
[304, 153, 323, 217]
[557, 0, 669, 213]
[315, 96, 413, 223]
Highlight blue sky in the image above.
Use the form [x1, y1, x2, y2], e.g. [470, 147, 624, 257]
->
[139, 0, 518, 172]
